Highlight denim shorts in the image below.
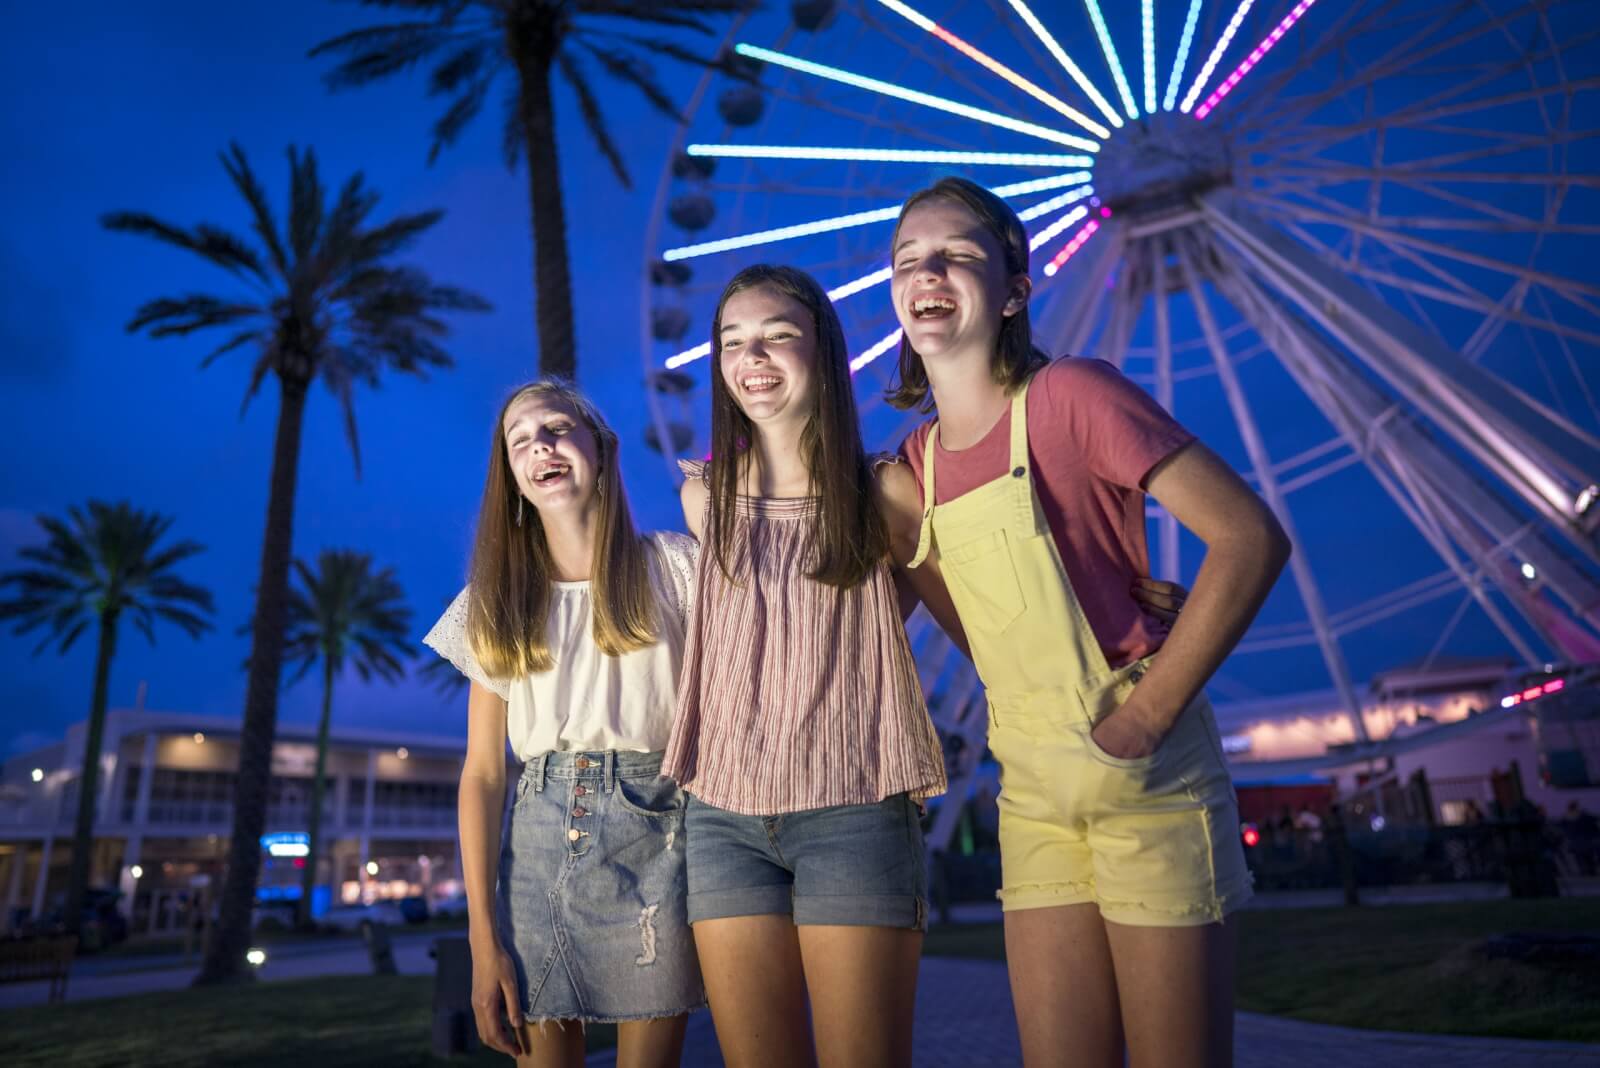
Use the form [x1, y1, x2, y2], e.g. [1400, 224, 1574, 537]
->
[496, 750, 704, 1023]
[684, 793, 928, 929]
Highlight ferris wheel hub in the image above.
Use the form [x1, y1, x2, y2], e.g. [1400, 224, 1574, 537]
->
[1093, 112, 1230, 219]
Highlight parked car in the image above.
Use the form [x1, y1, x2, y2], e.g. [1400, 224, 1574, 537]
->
[430, 893, 469, 920]
[396, 895, 429, 925]
[319, 901, 405, 934]
[251, 899, 298, 930]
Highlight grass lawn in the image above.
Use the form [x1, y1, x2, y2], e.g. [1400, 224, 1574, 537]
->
[0, 974, 616, 1068]
[923, 898, 1600, 1043]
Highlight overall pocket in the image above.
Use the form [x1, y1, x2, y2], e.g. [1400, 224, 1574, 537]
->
[1076, 657, 1164, 771]
[943, 529, 1028, 634]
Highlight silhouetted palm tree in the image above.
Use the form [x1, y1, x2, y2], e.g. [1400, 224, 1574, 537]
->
[103, 143, 488, 984]
[281, 550, 413, 928]
[0, 501, 213, 941]
[310, 0, 750, 379]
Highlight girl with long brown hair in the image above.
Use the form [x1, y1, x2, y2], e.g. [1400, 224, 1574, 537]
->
[424, 379, 703, 1067]
[891, 176, 1288, 1068]
[660, 264, 955, 1068]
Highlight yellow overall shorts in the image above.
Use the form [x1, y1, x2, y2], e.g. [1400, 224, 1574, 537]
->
[909, 378, 1252, 925]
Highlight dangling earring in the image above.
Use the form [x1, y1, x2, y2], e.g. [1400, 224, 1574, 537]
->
[516, 496, 524, 527]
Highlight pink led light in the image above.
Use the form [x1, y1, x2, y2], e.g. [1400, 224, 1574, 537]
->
[923, 23, 1109, 137]
[1521, 686, 1543, 701]
[1543, 678, 1567, 694]
[1194, 0, 1320, 120]
[1042, 218, 1104, 277]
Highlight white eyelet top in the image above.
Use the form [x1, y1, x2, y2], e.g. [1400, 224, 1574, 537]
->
[423, 531, 698, 759]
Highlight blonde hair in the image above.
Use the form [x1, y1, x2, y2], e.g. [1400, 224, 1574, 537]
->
[466, 379, 658, 676]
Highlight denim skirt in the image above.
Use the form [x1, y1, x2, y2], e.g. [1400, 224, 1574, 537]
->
[496, 749, 704, 1023]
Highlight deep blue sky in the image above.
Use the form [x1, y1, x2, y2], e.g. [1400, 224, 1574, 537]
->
[2, 1, 1587, 756]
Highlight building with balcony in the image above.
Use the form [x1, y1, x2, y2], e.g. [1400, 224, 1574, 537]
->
[0, 708, 481, 936]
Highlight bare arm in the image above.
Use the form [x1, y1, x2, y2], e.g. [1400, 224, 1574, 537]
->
[459, 682, 523, 1055]
[680, 474, 708, 541]
[1096, 442, 1291, 756]
[876, 461, 972, 660]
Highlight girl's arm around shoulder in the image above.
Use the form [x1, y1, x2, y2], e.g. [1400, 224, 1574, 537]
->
[874, 459, 972, 660]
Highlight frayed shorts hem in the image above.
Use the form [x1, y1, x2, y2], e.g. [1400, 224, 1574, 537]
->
[523, 1000, 707, 1029]
[998, 877, 1254, 928]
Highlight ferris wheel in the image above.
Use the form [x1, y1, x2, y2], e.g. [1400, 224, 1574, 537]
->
[636, 0, 1600, 825]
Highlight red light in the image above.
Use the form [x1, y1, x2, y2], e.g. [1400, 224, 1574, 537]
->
[293, 857, 305, 869]
[1241, 824, 1261, 848]
[1543, 679, 1566, 694]
[1521, 687, 1542, 701]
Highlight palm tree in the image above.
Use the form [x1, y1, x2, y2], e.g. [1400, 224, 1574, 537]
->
[281, 550, 413, 929]
[0, 501, 213, 941]
[103, 144, 488, 985]
[310, 0, 751, 380]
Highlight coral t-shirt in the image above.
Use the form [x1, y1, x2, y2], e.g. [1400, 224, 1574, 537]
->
[898, 357, 1194, 668]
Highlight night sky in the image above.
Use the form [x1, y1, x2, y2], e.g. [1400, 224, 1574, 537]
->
[3, 2, 1583, 757]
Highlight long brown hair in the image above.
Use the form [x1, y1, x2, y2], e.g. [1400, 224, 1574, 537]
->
[466, 379, 658, 676]
[885, 176, 1048, 412]
[707, 264, 888, 588]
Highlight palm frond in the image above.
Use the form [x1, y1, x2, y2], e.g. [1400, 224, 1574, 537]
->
[221, 142, 291, 278]
[310, 22, 466, 89]
[100, 213, 268, 283]
[556, 50, 631, 187]
[580, 43, 683, 124]
[429, 79, 491, 163]
[126, 295, 262, 338]
[287, 147, 326, 266]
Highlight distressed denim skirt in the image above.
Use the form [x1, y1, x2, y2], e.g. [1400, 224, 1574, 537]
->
[496, 749, 704, 1023]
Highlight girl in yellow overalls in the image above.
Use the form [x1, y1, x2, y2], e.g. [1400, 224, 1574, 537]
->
[889, 177, 1292, 1068]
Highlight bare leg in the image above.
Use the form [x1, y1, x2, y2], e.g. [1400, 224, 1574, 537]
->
[1103, 915, 1236, 1068]
[615, 1014, 690, 1068]
[513, 1019, 585, 1068]
[797, 925, 921, 1068]
[1003, 904, 1122, 1068]
[695, 915, 815, 1068]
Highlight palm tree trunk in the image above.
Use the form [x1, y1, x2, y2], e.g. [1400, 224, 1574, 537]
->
[63, 611, 118, 940]
[516, 51, 577, 381]
[197, 375, 308, 985]
[298, 657, 335, 929]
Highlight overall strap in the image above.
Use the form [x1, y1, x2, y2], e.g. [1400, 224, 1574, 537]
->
[1008, 378, 1039, 532]
[908, 424, 940, 569]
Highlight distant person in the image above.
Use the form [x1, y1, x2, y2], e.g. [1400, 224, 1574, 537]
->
[425, 380, 701, 1065]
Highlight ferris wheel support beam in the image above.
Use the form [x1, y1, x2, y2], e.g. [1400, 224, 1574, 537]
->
[1202, 194, 1600, 550]
[1152, 238, 1181, 581]
[1215, 254, 1600, 655]
[1176, 234, 1371, 742]
[1214, 261, 1549, 664]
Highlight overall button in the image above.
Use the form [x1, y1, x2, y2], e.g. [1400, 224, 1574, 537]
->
[575, 757, 592, 769]
[573, 785, 586, 796]
[567, 828, 582, 842]
[572, 807, 587, 818]
[1012, 466, 1026, 478]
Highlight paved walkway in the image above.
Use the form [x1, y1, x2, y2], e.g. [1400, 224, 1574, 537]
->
[586, 959, 1600, 1067]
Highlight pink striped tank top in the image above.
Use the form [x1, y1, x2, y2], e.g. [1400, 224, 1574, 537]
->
[662, 461, 947, 815]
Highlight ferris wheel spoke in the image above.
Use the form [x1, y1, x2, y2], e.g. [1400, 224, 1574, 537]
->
[1237, 2, 1575, 138]
[1249, 65, 1600, 154]
[866, 0, 1114, 137]
[1177, 0, 1262, 113]
[1239, 192, 1600, 303]
[733, 44, 1102, 152]
[1531, 287, 1600, 426]
[686, 144, 1094, 167]
[1223, 0, 1406, 131]
[757, 82, 985, 151]
[854, 3, 1040, 118]
[662, 172, 1090, 262]
[1000, 0, 1125, 128]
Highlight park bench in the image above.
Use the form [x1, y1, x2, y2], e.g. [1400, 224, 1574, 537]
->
[0, 936, 77, 1004]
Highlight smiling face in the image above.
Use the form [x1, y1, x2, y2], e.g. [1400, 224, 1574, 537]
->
[716, 283, 818, 427]
[501, 393, 601, 517]
[890, 196, 1029, 367]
